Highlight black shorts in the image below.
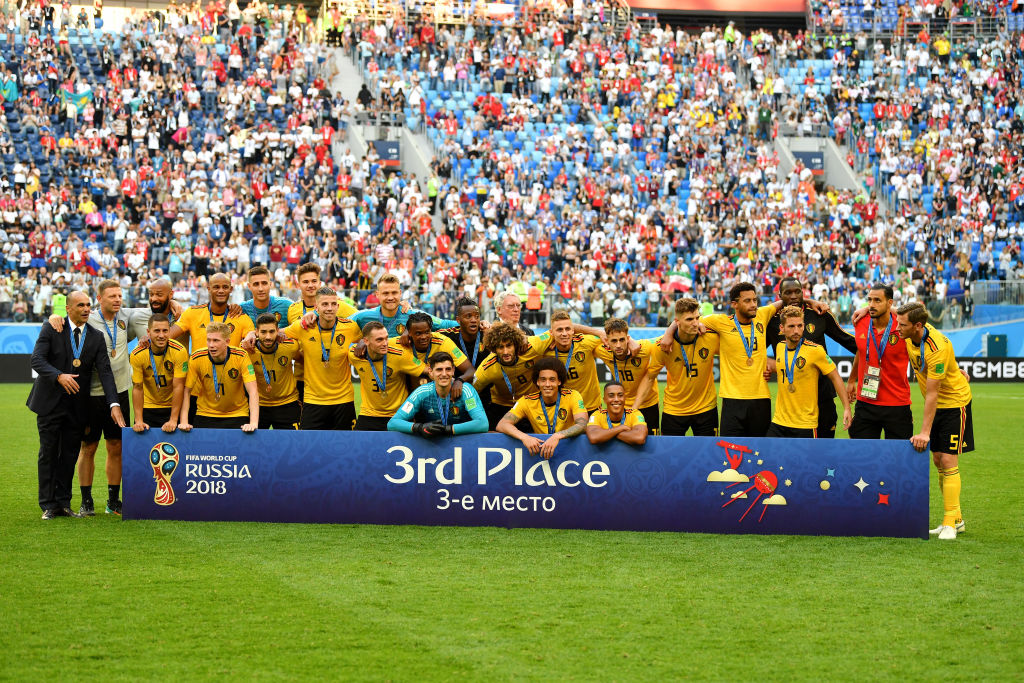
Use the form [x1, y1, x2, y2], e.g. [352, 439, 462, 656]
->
[767, 422, 817, 439]
[83, 390, 130, 443]
[662, 407, 719, 437]
[142, 407, 172, 428]
[259, 401, 301, 430]
[639, 404, 660, 433]
[296, 380, 304, 403]
[192, 415, 249, 429]
[719, 398, 771, 438]
[484, 402, 532, 432]
[930, 402, 974, 454]
[849, 401, 913, 440]
[354, 414, 391, 432]
[300, 402, 355, 431]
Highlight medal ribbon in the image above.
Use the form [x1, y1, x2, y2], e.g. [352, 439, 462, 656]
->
[555, 340, 574, 373]
[318, 320, 337, 363]
[149, 346, 164, 383]
[458, 331, 482, 366]
[209, 353, 222, 396]
[259, 342, 277, 386]
[101, 314, 118, 352]
[435, 387, 451, 427]
[209, 307, 228, 324]
[733, 317, 754, 362]
[784, 339, 803, 390]
[499, 366, 515, 397]
[369, 352, 388, 394]
[70, 323, 86, 363]
[540, 392, 561, 435]
[866, 314, 893, 366]
[918, 327, 930, 376]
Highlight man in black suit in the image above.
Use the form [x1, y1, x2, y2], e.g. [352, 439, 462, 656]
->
[27, 291, 125, 520]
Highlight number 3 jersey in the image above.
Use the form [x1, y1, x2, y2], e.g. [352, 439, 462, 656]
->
[646, 332, 719, 417]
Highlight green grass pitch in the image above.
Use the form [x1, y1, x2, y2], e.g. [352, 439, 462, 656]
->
[1, 383, 1023, 679]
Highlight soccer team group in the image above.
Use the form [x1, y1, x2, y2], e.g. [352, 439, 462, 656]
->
[29, 265, 973, 538]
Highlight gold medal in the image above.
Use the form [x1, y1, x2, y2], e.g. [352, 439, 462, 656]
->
[72, 359, 82, 368]
[746, 357, 753, 366]
[788, 383, 796, 393]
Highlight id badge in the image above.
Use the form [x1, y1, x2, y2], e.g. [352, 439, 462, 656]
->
[861, 365, 881, 399]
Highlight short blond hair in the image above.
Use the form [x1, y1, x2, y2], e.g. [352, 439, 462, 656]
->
[206, 321, 232, 339]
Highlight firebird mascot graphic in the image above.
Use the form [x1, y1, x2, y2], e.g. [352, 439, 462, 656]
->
[151, 442, 180, 506]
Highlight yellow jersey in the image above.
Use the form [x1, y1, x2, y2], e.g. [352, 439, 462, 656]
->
[535, 332, 603, 411]
[594, 339, 659, 410]
[587, 408, 647, 429]
[906, 324, 972, 409]
[282, 318, 361, 405]
[647, 332, 720, 416]
[248, 340, 301, 407]
[129, 340, 189, 409]
[406, 333, 469, 367]
[287, 299, 357, 324]
[509, 388, 588, 434]
[176, 304, 255, 352]
[349, 344, 425, 417]
[703, 305, 776, 400]
[473, 348, 543, 407]
[186, 347, 256, 418]
[773, 341, 836, 429]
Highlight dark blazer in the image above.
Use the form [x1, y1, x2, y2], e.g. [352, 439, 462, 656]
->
[26, 319, 118, 424]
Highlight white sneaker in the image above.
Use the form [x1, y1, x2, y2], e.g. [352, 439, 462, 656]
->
[929, 520, 966, 535]
[935, 525, 957, 540]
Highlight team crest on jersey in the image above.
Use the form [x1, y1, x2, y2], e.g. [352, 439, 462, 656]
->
[806, 323, 816, 334]
[228, 323, 236, 332]
[699, 348, 710, 360]
[164, 360, 174, 372]
[557, 408, 567, 420]
[796, 357, 806, 369]
[117, 320, 127, 330]
[275, 312, 282, 322]
[524, 360, 534, 369]
[755, 322, 764, 333]
[396, 324, 406, 334]
[385, 368, 394, 377]
[228, 368, 240, 379]
[574, 351, 585, 362]
[451, 406, 460, 416]
[630, 357, 641, 367]
[277, 356, 288, 367]
[335, 334, 346, 346]
[889, 333, 899, 345]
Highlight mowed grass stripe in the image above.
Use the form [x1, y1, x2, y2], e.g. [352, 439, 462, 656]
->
[1, 384, 1023, 679]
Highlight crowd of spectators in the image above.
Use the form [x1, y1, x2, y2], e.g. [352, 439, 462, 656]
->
[1, 0, 1022, 328]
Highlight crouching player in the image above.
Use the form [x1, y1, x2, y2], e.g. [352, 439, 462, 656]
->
[586, 382, 648, 445]
[388, 352, 488, 436]
[497, 356, 589, 460]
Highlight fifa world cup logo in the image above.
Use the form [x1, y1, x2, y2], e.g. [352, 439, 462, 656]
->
[151, 442, 179, 506]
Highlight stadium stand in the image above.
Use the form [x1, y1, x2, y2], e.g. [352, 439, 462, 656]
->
[0, 0, 1021, 328]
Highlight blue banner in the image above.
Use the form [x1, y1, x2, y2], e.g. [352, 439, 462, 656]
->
[122, 431, 929, 538]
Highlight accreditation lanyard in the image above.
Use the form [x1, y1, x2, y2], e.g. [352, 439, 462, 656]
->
[540, 393, 561, 435]
[733, 316, 754, 364]
[435, 388, 451, 427]
[458, 331, 482, 366]
[259, 342, 277, 386]
[866, 314, 893, 367]
[318, 321, 337, 363]
[369, 352, 388, 395]
[783, 339, 804, 392]
[101, 314, 118, 355]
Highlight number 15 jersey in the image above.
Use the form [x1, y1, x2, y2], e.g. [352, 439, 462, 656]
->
[646, 332, 719, 416]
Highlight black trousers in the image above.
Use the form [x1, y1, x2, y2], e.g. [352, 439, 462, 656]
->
[354, 415, 392, 431]
[37, 410, 84, 511]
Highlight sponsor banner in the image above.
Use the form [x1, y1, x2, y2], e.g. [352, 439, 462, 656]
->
[793, 151, 825, 176]
[627, 0, 806, 12]
[123, 431, 927, 538]
[373, 140, 401, 168]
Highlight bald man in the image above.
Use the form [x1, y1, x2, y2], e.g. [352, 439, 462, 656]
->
[169, 273, 255, 351]
[28, 291, 124, 519]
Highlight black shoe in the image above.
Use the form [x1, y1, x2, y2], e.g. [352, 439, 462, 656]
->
[79, 500, 95, 517]
[105, 500, 122, 515]
[59, 507, 84, 518]
[42, 509, 58, 520]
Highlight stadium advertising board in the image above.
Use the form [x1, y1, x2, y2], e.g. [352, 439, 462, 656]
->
[123, 431, 927, 538]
